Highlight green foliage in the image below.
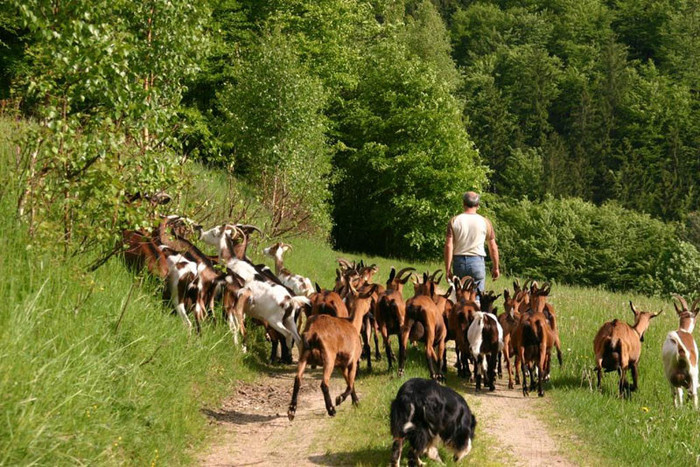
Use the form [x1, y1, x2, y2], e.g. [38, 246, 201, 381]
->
[491, 196, 700, 295]
[12, 0, 208, 254]
[332, 1, 486, 259]
[219, 30, 333, 232]
[0, 118, 253, 465]
[450, 0, 700, 221]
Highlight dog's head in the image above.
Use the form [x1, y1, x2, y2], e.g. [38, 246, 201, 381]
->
[448, 410, 476, 462]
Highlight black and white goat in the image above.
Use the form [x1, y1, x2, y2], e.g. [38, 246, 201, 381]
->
[662, 295, 699, 408]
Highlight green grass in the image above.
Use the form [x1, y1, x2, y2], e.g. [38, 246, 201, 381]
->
[546, 286, 700, 465]
[4, 115, 699, 465]
[0, 119, 256, 465]
[317, 346, 506, 466]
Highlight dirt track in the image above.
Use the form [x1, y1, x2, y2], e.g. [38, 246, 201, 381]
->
[200, 358, 578, 466]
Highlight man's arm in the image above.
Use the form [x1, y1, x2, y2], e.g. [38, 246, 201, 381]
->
[486, 218, 500, 280]
[444, 221, 454, 277]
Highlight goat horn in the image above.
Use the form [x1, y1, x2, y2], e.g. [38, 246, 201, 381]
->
[429, 270, 441, 281]
[690, 298, 700, 315]
[396, 267, 416, 279]
[672, 294, 689, 311]
[337, 258, 352, 270]
[236, 224, 262, 234]
[281, 243, 293, 251]
[434, 272, 444, 284]
[629, 301, 639, 315]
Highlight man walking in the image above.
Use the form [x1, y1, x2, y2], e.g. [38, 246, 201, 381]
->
[444, 191, 500, 293]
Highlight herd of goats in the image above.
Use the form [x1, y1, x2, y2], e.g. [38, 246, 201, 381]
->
[123, 215, 700, 426]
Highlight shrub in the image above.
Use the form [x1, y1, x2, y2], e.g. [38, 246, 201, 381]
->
[490, 196, 699, 295]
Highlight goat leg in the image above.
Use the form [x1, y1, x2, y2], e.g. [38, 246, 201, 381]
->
[487, 352, 497, 391]
[382, 328, 395, 369]
[336, 365, 353, 406]
[497, 350, 503, 378]
[630, 362, 639, 392]
[372, 317, 382, 361]
[474, 355, 483, 392]
[398, 325, 410, 377]
[321, 353, 337, 416]
[288, 354, 309, 421]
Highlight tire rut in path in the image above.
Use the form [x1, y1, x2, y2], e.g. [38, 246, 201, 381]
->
[464, 375, 576, 466]
[199, 368, 345, 466]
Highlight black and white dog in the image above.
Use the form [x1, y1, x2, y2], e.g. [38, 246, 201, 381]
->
[390, 378, 476, 466]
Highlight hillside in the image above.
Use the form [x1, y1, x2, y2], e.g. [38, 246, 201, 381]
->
[3, 117, 699, 465]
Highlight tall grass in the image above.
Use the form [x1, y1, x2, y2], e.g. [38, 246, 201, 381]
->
[4, 114, 699, 465]
[0, 119, 255, 465]
[548, 286, 700, 465]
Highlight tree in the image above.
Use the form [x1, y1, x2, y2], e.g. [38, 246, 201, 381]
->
[219, 30, 333, 233]
[333, 2, 487, 259]
[13, 0, 208, 254]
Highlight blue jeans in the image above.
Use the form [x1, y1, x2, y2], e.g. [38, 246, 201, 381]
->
[452, 255, 486, 293]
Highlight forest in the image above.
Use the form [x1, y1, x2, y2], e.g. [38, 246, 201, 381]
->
[1, 0, 699, 295]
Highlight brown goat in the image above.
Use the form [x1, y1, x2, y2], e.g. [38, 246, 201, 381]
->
[287, 284, 378, 420]
[448, 277, 479, 379]
[529, 282, 562, 381]
[594, 301, 662, 396]
[375, 267, 415, 370]
[513, 306, 562, 397]
[499, 288, 526, 388]
[309, 283, 349, 318]
[122, 229, 170, 278]
[400, 274, 447, 381]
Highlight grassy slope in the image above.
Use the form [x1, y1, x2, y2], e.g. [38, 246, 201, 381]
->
[266, 230, 700, 465]
[0, 119, 255, 465]
[3, 116, 699, 465]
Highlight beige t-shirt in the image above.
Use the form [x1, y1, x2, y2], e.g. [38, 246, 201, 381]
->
[449, 213, 493, 257]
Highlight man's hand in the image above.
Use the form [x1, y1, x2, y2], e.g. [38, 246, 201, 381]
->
[491, 267, 500, 281]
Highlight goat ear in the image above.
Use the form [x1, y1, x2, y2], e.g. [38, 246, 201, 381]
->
[315, 282, 321, 293]
[388, 267, 396, 282]
[422, 272, 428, 283]
[504, 289, 510, 300]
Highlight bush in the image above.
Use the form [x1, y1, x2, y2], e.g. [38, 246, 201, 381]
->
[490, 196, 700, 295]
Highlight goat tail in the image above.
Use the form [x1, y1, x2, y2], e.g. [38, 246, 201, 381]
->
[601, 336, 621, 370]
[390, 396, 416, 438]
[301, 330, 316, 351]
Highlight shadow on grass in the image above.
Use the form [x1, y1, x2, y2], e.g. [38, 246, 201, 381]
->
[200, 407, 283, 425]
[307, 446, 388, 466]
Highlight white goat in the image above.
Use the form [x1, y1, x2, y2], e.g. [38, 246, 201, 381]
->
[263, 242, 314, 297]
[662, 295, 699, 408]
[232, 280, 311, 360]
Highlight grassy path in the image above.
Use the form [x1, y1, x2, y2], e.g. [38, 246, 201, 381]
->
[199, 365, 344, 466]
[466, 377, 575, 467]
[200, 348, 584, 466]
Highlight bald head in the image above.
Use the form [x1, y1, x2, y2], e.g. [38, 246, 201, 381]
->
[463, 191, 480, 208]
